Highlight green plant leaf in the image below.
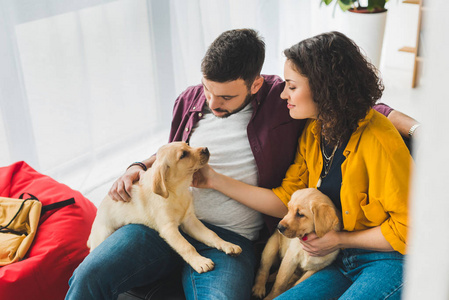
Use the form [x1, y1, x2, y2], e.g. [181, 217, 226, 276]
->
[339, 0, 354, 5]
[322, 0, 334, 5]
[367, 0, 386, 11]
[338, 0, 353, 11]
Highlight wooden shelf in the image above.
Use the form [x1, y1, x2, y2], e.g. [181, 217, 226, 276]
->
[400, 0, 422, 88]
[399, 46, 416, 53]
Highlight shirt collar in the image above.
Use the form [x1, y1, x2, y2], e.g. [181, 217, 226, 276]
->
[310, 108, 375, 156]
[189, 93, 206, 112]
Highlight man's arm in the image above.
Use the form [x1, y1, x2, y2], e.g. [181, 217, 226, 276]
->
[108, 155, 156, 202]
[387, 109, 421, 139]
[374, 103, 420, 139]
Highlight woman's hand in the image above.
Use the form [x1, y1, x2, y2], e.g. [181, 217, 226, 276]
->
[300, 231, 341, 257]
[301, 227, 395, 256]
[191, 164, 217, 189]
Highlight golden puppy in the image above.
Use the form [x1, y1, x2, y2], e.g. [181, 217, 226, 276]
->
[252, 188, 341, 299]
[87, 142, 242, 273]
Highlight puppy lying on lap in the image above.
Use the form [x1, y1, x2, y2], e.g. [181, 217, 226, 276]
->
[87, 142, 242, 274]
[252, 188, 341, 300]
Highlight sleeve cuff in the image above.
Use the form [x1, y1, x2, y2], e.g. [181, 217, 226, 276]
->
[381, 221, 407, 255]
[272, 187, 290, 207]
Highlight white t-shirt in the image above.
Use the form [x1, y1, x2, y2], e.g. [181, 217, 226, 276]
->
[188, 104, 263, 241]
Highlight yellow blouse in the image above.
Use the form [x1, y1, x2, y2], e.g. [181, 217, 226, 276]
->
[273, 109, 412, 254]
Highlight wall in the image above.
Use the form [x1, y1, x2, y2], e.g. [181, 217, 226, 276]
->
[403, 1, 449, 298]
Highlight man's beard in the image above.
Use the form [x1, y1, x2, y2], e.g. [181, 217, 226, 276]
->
[208, 92, 254, 119]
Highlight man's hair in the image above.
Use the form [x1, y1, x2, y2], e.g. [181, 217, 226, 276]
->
[201, 29, 265, 88]
[284, 31, 384, 146]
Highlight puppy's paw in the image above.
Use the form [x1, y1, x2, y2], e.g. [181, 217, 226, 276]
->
[219, 242, 242, 256]
[190, 256, 215, 273]
[86, 236, 98, 252]
[252, 284, 266, 299]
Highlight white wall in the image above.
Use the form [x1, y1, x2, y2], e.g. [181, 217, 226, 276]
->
[382, 1, 420, 72]
[403, 1, 449, 298]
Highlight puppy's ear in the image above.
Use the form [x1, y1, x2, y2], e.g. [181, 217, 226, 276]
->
[152, 163, 169, 198]
[311, 202, 339, 238]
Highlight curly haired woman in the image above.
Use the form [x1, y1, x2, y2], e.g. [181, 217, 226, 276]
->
[193, 31, 411, 299]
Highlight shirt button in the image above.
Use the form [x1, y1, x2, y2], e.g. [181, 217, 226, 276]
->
[198, 113, 203, 117]
[185, 127, 189, 132]
[193, 106, 196, 110]
[345, 211, 349, 215]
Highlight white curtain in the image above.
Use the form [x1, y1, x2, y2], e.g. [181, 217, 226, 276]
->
[0, 0, 314, 194]
[0, 0, 163, 191]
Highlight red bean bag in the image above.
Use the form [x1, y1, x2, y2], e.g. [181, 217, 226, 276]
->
[0, 161, 97, 300]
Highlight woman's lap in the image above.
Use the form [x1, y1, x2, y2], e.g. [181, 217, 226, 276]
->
[275, 249, 404, 300]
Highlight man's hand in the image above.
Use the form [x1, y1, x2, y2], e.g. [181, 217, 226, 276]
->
[108, 166, 145, 202]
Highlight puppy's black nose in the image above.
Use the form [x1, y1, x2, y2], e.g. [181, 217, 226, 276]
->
[277, 224, 286, 233]
[202, 147, 209, 156]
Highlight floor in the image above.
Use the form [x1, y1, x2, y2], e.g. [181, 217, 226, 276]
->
[380, 67, 423, 121]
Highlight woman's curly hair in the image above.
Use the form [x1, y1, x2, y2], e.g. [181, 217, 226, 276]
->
[284, 31, 384, 146]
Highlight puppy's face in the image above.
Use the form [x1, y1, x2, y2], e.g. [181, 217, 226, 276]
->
[157, 141, 209, 174]
[278, 192, 315, 239]
[151, 142, 209, 198]
[277, 188, 340, 239]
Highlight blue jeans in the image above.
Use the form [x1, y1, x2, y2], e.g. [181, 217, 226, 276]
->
[275, 249, 404, 300]
[66, 222, 256, 300]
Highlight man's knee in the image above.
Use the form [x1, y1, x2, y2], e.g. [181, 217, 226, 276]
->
[66, 257, 112, 300]
[181, 246, 256, 300]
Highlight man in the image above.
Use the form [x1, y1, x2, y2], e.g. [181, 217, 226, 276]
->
[66, 29, 417, 300]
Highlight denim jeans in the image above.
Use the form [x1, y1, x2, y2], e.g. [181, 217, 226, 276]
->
[65, 222, 256, 300]
[275, 248, 404, 300]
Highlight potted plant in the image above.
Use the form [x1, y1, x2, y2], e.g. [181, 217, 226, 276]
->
[320, 0, 389, 67]
[321, 0, 388, 13]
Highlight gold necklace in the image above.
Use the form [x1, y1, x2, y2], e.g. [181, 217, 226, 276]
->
[317, 135, 338, 188]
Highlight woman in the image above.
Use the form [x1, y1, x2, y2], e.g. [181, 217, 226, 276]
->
[193, 31, 411, 299]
